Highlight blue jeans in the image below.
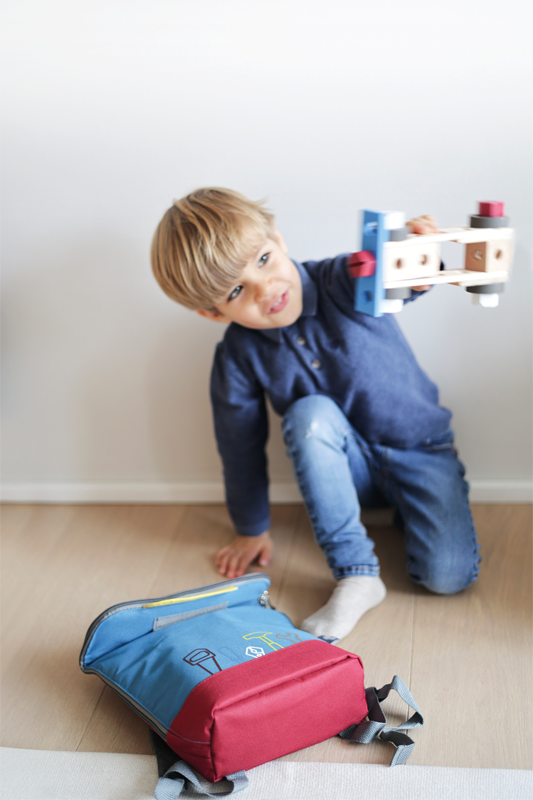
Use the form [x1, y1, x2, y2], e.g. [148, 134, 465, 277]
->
[282, 395, 480, 594]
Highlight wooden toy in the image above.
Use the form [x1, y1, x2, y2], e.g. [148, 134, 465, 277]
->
[351, 202, 514, 316]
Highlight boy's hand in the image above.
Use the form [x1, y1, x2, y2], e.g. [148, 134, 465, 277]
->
[406, 215, 441, 291]
[216, 531, 273, 578]
[406, 215, 440, 235]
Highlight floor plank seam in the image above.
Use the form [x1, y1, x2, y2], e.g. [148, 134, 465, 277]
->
[147, 506, 189, 596]
[75, 684, 106, 752]
[408, 593, 417, 723]
[276, 506, 304, 608]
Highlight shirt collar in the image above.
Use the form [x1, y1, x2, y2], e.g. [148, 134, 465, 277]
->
[259, 261, 317, 343]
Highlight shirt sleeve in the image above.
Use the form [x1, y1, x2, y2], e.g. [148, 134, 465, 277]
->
[403, 286, 431, 304]
[210, 339, 270, 536]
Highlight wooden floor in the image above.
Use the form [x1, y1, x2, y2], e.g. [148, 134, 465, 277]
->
[1, 503, 531, 769]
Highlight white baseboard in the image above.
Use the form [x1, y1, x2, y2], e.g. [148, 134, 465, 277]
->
[1, 480, 531, 504]
[0, 481, 227, 504]
[468, 481, 532, 502]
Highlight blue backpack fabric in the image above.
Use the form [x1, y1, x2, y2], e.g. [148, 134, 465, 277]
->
[80, 573, 423, 798]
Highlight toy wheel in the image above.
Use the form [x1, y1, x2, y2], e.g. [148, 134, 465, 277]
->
[469, 215, 509, 229]
[466, 283, 505, 294]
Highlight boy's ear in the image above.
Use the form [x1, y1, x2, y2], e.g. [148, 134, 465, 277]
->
[274, 229, 288, 254]
[196, 308, 231, 323]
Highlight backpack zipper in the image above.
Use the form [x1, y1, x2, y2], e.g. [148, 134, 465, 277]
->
[258, 590, 274, 609]
[80, 572, 271, 669]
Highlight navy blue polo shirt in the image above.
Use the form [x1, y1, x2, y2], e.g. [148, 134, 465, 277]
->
[210, 255, 451, 536]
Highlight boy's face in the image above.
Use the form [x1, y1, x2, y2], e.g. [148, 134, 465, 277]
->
[196, 232, 303, 329]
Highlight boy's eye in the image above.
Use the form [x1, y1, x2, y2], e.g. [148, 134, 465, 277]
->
[228, 285, 243, 301]
[259, 252, 269, 266]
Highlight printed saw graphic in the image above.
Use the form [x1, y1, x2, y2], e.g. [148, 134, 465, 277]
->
[349, 201, 514, 316]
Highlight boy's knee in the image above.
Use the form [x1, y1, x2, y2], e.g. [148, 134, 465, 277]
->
[282, 395, 344, 442]
[423, 573, 476, 595]
[414, 557, 479, 595]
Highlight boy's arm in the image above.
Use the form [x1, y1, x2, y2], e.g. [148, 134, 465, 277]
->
[210, 340, 273, 577]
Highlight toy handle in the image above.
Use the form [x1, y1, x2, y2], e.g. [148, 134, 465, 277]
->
[154, 759, 248, 799]
[339, 674, 424, 765]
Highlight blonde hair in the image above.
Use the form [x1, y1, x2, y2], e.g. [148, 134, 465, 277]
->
[151, 187, 276, 310]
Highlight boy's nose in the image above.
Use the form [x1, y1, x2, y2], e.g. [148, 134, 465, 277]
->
[254, 279, 273, 304]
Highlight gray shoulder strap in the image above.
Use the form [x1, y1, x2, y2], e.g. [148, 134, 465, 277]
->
[154, 674, 422, 798]
[154, 760, 248, 800]
[339, 674, 424, 765]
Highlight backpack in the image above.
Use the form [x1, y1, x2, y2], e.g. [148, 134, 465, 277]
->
[80, 573, 423, 798]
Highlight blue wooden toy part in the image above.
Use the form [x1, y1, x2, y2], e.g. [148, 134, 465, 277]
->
[354, 210, 389, 317]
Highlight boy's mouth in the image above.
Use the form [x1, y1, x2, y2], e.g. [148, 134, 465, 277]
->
[268, 291, 289, 314]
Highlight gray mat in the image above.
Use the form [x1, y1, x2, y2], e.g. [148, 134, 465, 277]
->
[1, 748, 531, 800]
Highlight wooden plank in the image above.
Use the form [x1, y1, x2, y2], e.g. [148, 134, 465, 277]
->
[384, 268, 510, 289]
[2, 502, 530, 769]
[1, 504, 185, 751]
[409, 504, 532, 769]
[384, 227, 514, 246]
[1, 505, 74, 634]
[0, 503, 33, 540]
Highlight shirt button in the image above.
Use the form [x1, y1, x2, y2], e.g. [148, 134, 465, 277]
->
[296, 336, 306, 346]
[311, 359, 321, 369]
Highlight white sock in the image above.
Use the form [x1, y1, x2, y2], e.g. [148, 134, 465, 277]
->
[300, 575, 387, 640]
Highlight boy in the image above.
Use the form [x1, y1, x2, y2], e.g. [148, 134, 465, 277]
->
[151, 188, 480, 641]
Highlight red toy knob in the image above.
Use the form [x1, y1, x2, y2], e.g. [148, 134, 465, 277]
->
[478, 201, 504, 217]
[347, 251, 376, 278]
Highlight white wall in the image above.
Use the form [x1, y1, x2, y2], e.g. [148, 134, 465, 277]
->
[2, 0, 532, 502]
